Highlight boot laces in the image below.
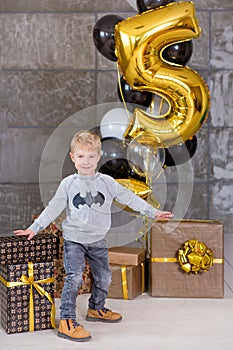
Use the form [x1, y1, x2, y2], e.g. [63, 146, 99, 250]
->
[102, 307, 110, 314]
[71, 319, 80, 328]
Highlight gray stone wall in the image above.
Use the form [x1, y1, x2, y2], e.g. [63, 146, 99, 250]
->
[0, 0, 232, 236]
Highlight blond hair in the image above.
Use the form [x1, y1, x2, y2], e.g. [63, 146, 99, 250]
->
[70, 130, 101, 154]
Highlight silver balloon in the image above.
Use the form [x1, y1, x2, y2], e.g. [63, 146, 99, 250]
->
[126, 133, 165, 182]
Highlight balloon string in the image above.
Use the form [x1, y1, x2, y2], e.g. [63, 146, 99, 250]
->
[116, 63, 131, 121]
[158, 97, 164, 115]
[149, 97, 155, 114]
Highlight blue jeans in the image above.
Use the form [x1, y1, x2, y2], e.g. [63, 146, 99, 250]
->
[60, 238, 112, 320]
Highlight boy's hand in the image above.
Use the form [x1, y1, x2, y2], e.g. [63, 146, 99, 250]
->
[14, 229, 35, 241]
[155, 210, 174, 220]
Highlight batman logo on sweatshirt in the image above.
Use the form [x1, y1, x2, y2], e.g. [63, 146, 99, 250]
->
[73, 191, 105, 208]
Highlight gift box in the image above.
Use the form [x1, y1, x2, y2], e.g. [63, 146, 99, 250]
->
[150, 220, 224, 298]
[0, 233, 59, 265]
[107, 247, 147, 300]
[108, 247, 146, 266]
[107, 263, 146, 300]
[0, 261, 55, 334]
[31, 215, 62, 257]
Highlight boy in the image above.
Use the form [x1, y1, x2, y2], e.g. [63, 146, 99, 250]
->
[14, 130, 173, 342]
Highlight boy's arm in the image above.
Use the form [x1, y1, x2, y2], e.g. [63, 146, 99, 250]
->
[14, 181, 67, 240]
[113, 180, 173, 219]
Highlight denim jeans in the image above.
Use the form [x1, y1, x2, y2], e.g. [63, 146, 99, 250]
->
[60, 238, 112, 320]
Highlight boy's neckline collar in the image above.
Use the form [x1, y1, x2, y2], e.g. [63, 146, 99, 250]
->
[74, 172, 99, 180]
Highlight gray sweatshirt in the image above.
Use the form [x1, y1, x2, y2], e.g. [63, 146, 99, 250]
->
[29, 172, 159, 244]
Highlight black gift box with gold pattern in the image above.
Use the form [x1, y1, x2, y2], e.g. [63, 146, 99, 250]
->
[0, 261, 55, 334]
[0, 234, 59, 265]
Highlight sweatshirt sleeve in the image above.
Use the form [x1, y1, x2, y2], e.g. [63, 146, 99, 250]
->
[28, 181, 68, 234]
[112, 179, 160, 218]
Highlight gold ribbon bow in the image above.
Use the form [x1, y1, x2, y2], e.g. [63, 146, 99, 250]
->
[0, 261, 55, 331]
[151, 239, 223, 274]
[178, 240, 223, 274]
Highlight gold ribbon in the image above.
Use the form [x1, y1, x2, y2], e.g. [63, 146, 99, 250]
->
[151, 258, 178, 263]
[151, 258, 223, 263]
[0, 261, 55, 331]
[141, 262, 145, 293]
[121, 262, 145, 300]
[121, 266, 128, 300]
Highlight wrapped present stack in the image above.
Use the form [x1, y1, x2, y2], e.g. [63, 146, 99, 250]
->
[150, 220, 224, 298]
[0, 233, 58, 334]
[107, 246, 148, 300]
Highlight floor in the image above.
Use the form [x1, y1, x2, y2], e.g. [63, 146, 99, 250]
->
[1, 235, 233, 350]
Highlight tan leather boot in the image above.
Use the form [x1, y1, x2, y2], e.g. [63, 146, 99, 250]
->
[58, 319, 91, 342]
[86, 307, 122, 323]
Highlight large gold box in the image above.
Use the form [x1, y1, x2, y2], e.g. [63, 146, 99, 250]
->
[150, 220, 224, 298]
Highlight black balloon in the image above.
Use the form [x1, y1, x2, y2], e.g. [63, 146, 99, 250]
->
[98, 137, 128, 169]
[117, 76, 153, 110]
[164, 136, 198, 167]
[99, 158, 147, 183]
[93, 14, 124, 61]
[89, 125, 101, 138]
[162, 40, 193, 66]
[99, 137, 147, 182]
[101, 137, 128, 160]
[137, 0, 175, 13]
[99, 158, 131, 179]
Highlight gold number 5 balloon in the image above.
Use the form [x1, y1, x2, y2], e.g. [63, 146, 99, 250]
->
[115, 2, 210, 147]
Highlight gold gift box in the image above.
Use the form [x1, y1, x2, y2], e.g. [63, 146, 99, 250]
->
[150, 220, 224, 298]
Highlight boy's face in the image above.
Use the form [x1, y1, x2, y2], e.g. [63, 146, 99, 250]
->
[70, 146, 101, 176]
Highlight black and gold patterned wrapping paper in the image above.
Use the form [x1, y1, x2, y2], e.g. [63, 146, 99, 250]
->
[0, 233, 59, 265]
[0, 261, 54, 334]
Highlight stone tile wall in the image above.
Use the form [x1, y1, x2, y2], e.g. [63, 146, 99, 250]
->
[0, 0, 232, 237]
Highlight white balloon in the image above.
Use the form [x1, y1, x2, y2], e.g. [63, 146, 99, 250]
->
[127, 0, 138, 11]
[127, 136, 165, 181]
[100, 108, 130, 139]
